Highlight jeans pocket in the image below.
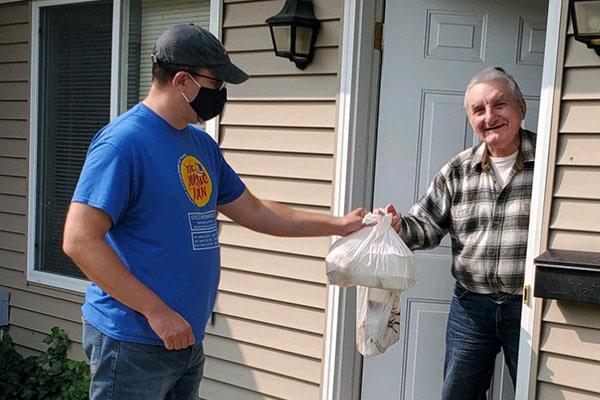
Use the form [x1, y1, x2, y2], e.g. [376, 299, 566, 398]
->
[452, 283, 468, 299]
[82, 322, 102, 375]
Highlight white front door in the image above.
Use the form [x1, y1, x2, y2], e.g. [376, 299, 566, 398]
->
[361, 0, 548, 399]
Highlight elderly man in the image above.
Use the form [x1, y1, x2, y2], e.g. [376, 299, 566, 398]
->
[63, 24, 366, 400]
[383, 67, 534, 399]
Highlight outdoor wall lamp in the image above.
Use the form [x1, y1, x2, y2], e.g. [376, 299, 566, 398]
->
[570, 0, 600, 56]
[266, 0, 320, 69]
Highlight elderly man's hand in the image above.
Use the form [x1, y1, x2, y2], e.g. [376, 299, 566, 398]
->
[373, 204, 402, 233]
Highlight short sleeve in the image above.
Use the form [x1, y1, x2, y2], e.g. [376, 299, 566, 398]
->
[216, 149, 246, 206]
[72, 142, 133, 225]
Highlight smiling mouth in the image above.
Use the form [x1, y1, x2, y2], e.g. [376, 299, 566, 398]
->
[484, 123, 506, 131]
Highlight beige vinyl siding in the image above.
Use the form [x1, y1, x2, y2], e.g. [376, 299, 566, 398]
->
[138, 0, 210, 99]
[534, 10, 600, 399]
[200, 0, 342, 398]
[536, 301, 600, 398]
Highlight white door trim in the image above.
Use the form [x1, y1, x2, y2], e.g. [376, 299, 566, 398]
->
[206, 0, 223, 141]
[323, 0, 383, 398]
[515, 0, 565, 398]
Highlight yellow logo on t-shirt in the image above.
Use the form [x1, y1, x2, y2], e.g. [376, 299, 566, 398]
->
[179, 155, 212, 208]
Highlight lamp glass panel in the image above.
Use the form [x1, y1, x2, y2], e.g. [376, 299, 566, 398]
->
[272, 25, 291, 53]
[575, 1, 600, 35]
[295, 26, 313, 55]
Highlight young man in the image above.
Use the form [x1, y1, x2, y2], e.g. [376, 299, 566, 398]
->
[382, 67, 534, 399]
[63, 24, 366, 400]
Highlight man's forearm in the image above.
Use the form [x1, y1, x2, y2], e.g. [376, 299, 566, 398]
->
[253, 199, 341, 237]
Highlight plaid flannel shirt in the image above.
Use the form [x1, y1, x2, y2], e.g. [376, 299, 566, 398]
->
[400, 129, 536, 295]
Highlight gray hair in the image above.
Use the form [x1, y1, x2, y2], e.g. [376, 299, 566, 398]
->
[464, 67, 525, 113]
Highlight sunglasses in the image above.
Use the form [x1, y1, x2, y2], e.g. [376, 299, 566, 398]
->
[188, 72, 226, 90]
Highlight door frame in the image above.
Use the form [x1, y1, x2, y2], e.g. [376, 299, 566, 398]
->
[327, 0, 565, 399]
[515, 0, 567, 398]
[323, 0, 383, 399]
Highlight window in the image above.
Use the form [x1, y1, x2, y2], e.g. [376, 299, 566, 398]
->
[29, 0, 211, 291]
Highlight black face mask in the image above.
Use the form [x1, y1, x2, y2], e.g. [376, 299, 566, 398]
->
[183, 73, 227, 122]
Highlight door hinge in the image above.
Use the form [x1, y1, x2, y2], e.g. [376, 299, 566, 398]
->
[523, 285, 530, 305]
[374, 21, 383, 51]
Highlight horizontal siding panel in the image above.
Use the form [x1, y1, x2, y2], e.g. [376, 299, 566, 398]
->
[542, 299, 600, 330]
[537, 382, 600, 400]
[0, 156, 27, 176]
[0, 212, 25, 234]
[224, 150, 333, 181]
[219, 222, 330, 258]
[1, 268, 85, 304]
[562, 67, 600, 100]
[10, 307, 82, 345]
[229, 47, 338, 76]
[557, 134, 600, 166]
[242, 176, 331, 207]
[0, 62, 28, 82]
[0, 175, 26, 195]
[0, 23, 28, 45]
[214, 292, 324, 334]
[200, 377, 281, 400]
[8, 325, 86, 362]
[554, 166, 600, 200]
[0, 42, 28, 63]
[564, 36, 600, 68]
[1, 285, 83, 323]
[228, 74, 337, 100]
[0, 82, 28, 100]
[0, 138, 27, 157]
[0, 119, 28, 138]
[221, 101, 336, 128]
[205, 314, 322, 359]
[540, 322, 600, 361]
[549, 229, 600, 253]
[223, 0, 340, 28]
[0, 230, 25, 252]
[204, 357, 320, 400]
[204, 335, 321, 383]
[0, 193, 26, 214]
[0, 3, 28, 25]
[223, 20, 340, 52]
[538, 352, 600, 393]
[0, 248, 25, 269]
[220, 268, 326, 309]
[221, 245, 327, 284]
[220, 126, 334, 154]
[550, 199, 600, 233]
[560, 101, 600, 133]
[0, 100, 28, 119]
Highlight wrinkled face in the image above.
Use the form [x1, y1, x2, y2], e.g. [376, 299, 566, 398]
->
[466, 79, 525, 155]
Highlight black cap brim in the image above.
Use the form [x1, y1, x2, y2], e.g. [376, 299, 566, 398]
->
[210, 61, 249, 84]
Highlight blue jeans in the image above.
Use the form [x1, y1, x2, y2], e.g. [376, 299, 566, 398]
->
[442, 283, 522, 400]
[82, 320, 205, 400]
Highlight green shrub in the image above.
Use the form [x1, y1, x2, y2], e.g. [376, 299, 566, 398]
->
[0, 327, 90, 400]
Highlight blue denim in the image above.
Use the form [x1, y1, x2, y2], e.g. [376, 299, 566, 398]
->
[442, 283, 522, 400]
[82, 320, 205, 400]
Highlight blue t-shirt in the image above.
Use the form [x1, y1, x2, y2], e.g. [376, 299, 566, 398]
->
[73, 103, 246, 345]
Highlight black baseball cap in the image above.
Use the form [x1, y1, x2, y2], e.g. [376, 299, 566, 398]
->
[152, 23, 248, 84]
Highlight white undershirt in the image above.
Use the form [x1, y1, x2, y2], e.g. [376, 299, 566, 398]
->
[489, 151, 518, 189]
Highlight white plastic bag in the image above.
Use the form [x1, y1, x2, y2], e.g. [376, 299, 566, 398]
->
[356, 286, 401, 357]
[326, 213, 416, 290]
